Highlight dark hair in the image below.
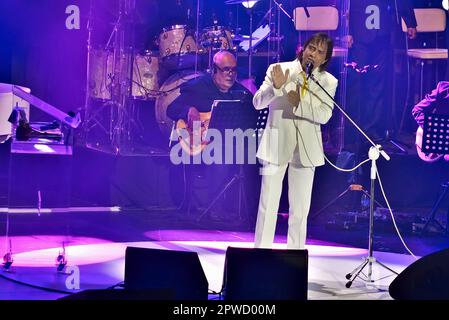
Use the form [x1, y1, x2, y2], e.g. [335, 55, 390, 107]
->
[297, 32, 334, 72]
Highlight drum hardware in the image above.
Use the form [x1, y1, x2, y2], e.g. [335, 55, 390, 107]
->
[84, 0, 94, 142]
[84, 0, 142, 154]
[270, 0, 294, 62]
[232, 34, 259, 42]
[267, 35, 284, 42]
[226, 0, 259, 78]
[227, 0, 294, 72]
[199, 25, 236, 71]
[201, 26, 235, 50]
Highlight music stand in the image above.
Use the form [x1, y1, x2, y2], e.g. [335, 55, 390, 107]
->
[419, 113, 449, 235]
[196, 99, 258, 223]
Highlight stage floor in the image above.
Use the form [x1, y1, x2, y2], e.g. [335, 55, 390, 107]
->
[0, 231, 418, 300]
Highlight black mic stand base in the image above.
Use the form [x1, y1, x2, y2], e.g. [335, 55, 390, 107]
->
[345, 256, 399, 288]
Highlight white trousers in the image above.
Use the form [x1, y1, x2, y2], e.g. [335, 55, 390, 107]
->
[254, 161, 315, 249]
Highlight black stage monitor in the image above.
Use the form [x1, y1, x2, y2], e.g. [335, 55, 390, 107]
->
[222, 246, 308, 300]
[124, 246, 209, 300]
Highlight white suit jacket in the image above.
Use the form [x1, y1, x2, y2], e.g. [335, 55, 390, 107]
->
[254, 59, 338, 167]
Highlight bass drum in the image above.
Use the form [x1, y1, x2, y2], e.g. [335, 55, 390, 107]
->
[155, 70, 204, 140]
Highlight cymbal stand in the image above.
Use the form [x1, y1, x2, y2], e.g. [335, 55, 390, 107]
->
[271, 0, 294, 62]
[83, 0, 94, 144]
[247, 6, 254, 78]
[104, 0, 136, 154]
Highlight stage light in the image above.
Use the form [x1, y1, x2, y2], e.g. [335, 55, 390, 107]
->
[242, 1, 258, 9]
[3, 252, 13, 271]
[56, 242, 67, 272]
[56, 253, 67, 272]
[443, 0, 448, 11]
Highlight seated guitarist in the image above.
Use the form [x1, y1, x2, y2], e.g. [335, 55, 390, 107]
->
[412, 81, 449, 162]
[167, 50, 253, 127]
[166, 50, 255, 221]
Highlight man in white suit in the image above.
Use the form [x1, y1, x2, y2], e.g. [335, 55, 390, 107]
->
[253, 33, 338, 249]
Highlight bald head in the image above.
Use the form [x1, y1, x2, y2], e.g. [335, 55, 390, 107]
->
[212, 51, 238, 92]
[213, 50, 236, 66]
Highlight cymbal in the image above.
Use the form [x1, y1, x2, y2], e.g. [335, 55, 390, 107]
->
[225, 0, 260, 5]
[232, 34, 260, 41]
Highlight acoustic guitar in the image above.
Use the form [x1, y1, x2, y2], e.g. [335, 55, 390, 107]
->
[415, 126, 443, 163]
[175, 112, 211, 156]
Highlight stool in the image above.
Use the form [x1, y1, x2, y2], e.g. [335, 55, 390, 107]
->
[402, 8, 448, 99]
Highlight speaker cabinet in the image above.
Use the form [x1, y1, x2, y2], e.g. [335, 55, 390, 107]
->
[222, 247, 308, 300]
[389, 248, 449, 300]
[124, 247, 208, 300]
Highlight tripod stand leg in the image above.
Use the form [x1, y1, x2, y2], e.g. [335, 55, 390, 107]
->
[238, 174, 243, 220]
[311, 188, 350, 220]
[196, 176, 238, 222]
[445, 201, 449, 236]
[375, 259, 398, 275]
[345, 258, 369, 288]
[388, 139, 408, 154]
[361, 189, 385, 208]
[346, 256, 398, 289]
[238, 178, 252, 229]
[421, 186, 448, 235]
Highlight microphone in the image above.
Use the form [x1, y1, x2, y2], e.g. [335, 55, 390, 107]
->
[305, 62, 314, 80]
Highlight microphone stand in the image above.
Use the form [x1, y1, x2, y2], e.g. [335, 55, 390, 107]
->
[309, 73, 398, 287]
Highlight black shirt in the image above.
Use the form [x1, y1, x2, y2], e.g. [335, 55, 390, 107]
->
[166, 74, 254, 122]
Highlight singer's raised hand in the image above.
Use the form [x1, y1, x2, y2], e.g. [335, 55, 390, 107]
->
[287, 83, 301, 108]
[271, 64, 290, 89]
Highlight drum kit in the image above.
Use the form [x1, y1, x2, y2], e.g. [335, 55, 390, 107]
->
[88, 24, 248, 99]
[85, 0, 268, 151]
[153, 22, 242, 138]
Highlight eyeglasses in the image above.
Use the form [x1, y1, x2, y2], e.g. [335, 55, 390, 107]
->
[215, 64, 238, 74]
